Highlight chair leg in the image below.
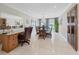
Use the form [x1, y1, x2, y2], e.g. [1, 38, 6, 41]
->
[26, 41, 30, 45]
[26, 40, 30, 42]
[21, 42, 24, 46]
[25, 41, 30, 45]
[50, 34, 52, 39]
[43, 35, 46, 40]
[44, 36, 45, 40]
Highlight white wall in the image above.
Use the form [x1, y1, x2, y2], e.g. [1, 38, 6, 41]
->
[59, 13, 67, 42]
[59, 13, 67, 38]
[0, 12, 23, 26]
[58, 4, 76, 42]
[59, 4, 79, 51]
[0, 4, 32, 27]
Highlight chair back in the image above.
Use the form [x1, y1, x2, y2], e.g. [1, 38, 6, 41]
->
[24, 27, 29, 40]
[24, 27, 33, 40]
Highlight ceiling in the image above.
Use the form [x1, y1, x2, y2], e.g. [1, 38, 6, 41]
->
[4, 3, 71, 18]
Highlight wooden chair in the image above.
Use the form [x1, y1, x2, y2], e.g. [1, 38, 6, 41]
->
[46, 27, 52, 38]
[38, 25, 46, 40]
[39, 30, 46, 40]
[36, 26, 39, 34]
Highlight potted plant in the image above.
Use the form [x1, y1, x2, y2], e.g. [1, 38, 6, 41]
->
[54, 18, 59, 32]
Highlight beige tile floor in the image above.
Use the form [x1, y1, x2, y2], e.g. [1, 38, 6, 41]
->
[0, 27, 79, 55]
[0, 32, 78, 55]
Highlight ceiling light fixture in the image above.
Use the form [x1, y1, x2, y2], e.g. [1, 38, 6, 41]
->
[54, 5, 57, 8]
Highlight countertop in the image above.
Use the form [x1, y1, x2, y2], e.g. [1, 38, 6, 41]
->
[0, 28, 24, 35]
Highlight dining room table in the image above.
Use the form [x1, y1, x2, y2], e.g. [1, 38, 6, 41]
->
[38, 26, 47, 40]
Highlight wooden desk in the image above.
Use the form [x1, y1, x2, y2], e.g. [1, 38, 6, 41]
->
[1, 33, 19, 53]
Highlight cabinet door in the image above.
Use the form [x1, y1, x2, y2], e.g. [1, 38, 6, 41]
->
[13, 34, 18, 48]
[0, 18, 6, 27]
[8, 35, 14, 50]
[0, 35, 2, 43]
[2, 35, 9, 51]
[67, 5, 78, 51]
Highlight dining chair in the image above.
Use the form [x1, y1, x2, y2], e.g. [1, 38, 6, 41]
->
[46, 26, 52, 38]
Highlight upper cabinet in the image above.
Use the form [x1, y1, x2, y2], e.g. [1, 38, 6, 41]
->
[67, 5, 78, 51]
[0, 18, 6, 29]
[0, 13, 23, 28]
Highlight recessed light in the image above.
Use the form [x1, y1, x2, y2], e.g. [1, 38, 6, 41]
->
[54, 5, 57, 8]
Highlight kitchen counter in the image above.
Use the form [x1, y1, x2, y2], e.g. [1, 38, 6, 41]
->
[0, 28, 24, 35]
[0, 28, 24, 52]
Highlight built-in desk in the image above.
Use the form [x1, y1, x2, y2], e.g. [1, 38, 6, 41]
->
[2, 33, 19, 52]
[0, 28, 24, 52]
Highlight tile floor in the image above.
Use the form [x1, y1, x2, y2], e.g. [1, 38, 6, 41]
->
[0, 27, 79, 55]
[0, 32, 78, 55]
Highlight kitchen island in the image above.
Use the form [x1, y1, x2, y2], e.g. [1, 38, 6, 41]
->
[0, 28, 24, 53]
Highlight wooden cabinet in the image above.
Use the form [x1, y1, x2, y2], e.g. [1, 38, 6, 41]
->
[67, 5, 78, 51]
[2, 33, 19, 52]
[0, 36, 1, 43]
[0, 35, 3, 43]
[0, 18, 6, 29]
